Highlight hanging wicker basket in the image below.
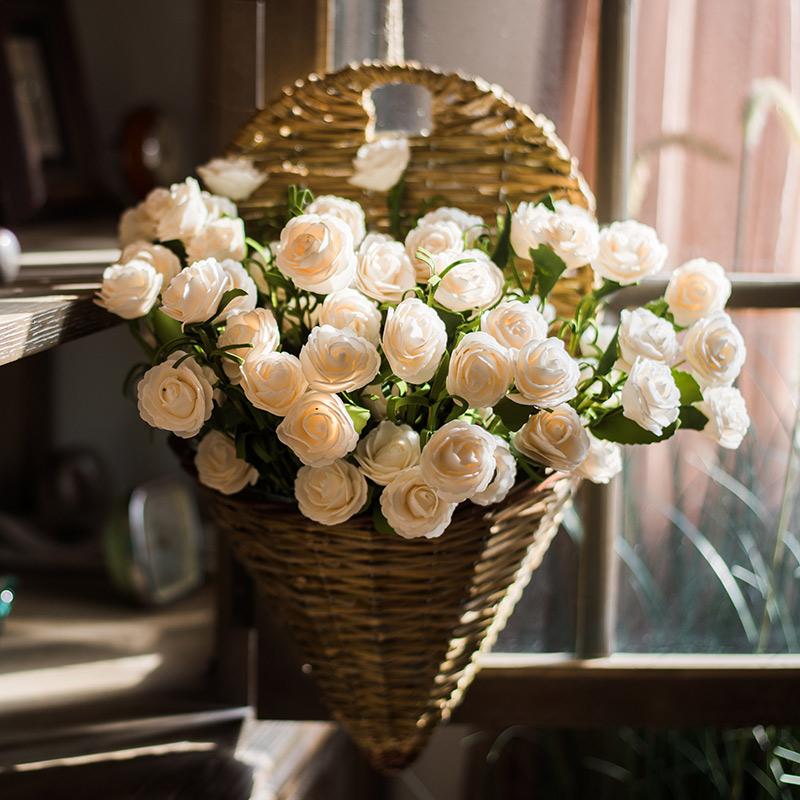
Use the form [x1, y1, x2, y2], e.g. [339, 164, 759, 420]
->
[208, 60, 593, 772]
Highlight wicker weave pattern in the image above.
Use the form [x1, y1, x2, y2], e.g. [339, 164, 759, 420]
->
[212, 475, 575, 771]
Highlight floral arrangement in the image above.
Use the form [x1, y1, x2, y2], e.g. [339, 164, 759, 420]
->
[98, 151, 749, 540]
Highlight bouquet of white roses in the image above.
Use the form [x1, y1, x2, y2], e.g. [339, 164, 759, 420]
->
[98, 157, 749, 540]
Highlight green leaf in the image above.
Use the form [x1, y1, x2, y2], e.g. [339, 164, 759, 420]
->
[529, 244, 567, 302]
[590, 407, 678, 445]
[595, 327, 620, 377]
[344, 403, 370, 433]
[209, 288, 248, 322]
[491, 203, 513, 267]
[151, 308, 183, 346]
[372, 502, 396, 536]
[539, 193, 556, 212]
[593, 279, 622, 301]
[679, 405, 708, 431]
[645, 297, 669, 317]
[672, 369, 703, 405]
[493, 397, 533, 431]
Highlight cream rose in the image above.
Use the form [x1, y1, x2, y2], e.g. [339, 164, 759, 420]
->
[418, 207, 485, 246]
[382, 298, 447, 385]
[197, 156, 266, 200]
[96, 259, 162, 320]
[480, 299, 549, 353]
[299, 324, 380, 393]
[405, 220, 464, 282]
[143, 186, 171, 222]
[217, 308, 280, 382]
[513, 405, 589, 472]
[349, 134, 410, 192]
[665, 258, 731, 327]
[137, 351, 214, 438]
[161, 258, 230, 325]
[354, 421, 421, 486]
[186, 217, 246, 263]
[118, 203, 156, 247]
[379, 466, 458, 539]
[470, 437, 517, 506]
[545, 202, 599, 270]
[419, 419, 497, 502]
[220, 259, 258, 319]
[276, 391, 359, 467]
[306, 195, 366, 244]
[241, 349, 307, 416]
[574, 433, 623, 484]
[195, 430, 258, 495]
[317, 288, 382, 345]
[616, 308, 679, 372]
[695, 386, 750, 449]
[276, 214, 356, 294]
[355, 237, 417, 303]
[295, 459, 368, 525]
[621, 357, 680, 435]
[511, 201, 554, 258]
[433, 249, 505, 312]
[593, 220, 667, 285]
[120, 240, 181, 284]
[682, 312, 746, 388]
[513, 337, 580, 408]
[156, 177, 209, 242]
[446, 332, 514, 408]
[202, 192, 238, 221]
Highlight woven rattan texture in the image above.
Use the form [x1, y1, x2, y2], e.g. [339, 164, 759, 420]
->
[229, 60, 594, 316]
[211, 475, 575, 771]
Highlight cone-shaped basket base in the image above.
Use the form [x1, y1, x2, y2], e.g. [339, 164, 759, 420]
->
[212, 476, 574, 772]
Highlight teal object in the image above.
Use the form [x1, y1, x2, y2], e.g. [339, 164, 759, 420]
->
[0, 575, 16, 630]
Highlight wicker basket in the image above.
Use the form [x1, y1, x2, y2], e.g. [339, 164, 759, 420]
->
[209, 60, 593, 771]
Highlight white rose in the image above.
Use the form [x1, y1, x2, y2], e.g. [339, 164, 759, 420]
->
[96, 259, 162, 319]
[161, 257, 230, 325]
[241, 349, 307, 416]
[306, 195, 366, 244]
[695, 386, 750, 449]
[545, 202, 599, 270]
[418, 207, 485, 246]
[186, 217, 246, 263]
[682, 312, 746, 388]
[202, 191, 238, 221]
[574, 433, 623, 484]
[616, 307, 679, 372]
[513, 405, 589, 472]
[511, 201, 554, 258]
[593, 220, 667, 285]
[382, 298, 447, 385]
[446, 332, 514, 408]
[118, 203, 156, 247]
[299, 324, 380, 393]
[481, 299, 549, 352]
[513, 337, 580, 407]
[220, 259, 258, 319]
[197, 156, 266, 200]
[318, 288, 381, 345]
[379, 466, 457, 539]
[470, 437, 517, 506]
[433, 249, 505, 312]
[419, 419, 497, 502]
[137, 351, 214, 438]
[276, 391, 359, 467]
[295, 459, 368, 525]
[355, 238, 417, 303]
[276, 214, 356, 294]
[666, 258, 732, 327]
[195, 430, 258, 495]
[354, 421, 421, 486]
[217, 308, 280, 382]
[143, 186, 171, 222]
[156, 177, 209, 242]
[405, 221, 464, 282]
[120, 240, 181, 284]
[621, 357, 680, 435]
[349, 134, 410, 192]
